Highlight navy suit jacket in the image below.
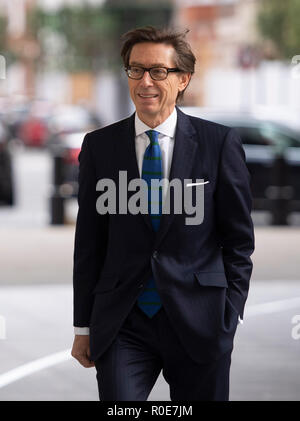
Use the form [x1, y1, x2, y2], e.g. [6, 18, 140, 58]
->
[73, 106, 255, 363]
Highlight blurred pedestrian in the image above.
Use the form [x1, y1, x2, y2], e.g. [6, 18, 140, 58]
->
[71, 26, 255, 401]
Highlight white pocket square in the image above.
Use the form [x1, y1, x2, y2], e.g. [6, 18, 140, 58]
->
[186, 181, 209, 187]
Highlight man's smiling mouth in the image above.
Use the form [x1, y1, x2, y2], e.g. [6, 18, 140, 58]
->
[138, 94, 159, 98]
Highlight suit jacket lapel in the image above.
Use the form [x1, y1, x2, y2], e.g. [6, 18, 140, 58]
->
[154, 107, 198, 248]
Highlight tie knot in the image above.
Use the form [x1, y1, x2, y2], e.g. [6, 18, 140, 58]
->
[145, 130, 159, 144]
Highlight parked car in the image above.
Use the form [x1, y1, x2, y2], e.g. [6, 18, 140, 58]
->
[0, 121, 14, 206]
[4, 101, 101, 148]
[48, 105, 103, 223]
[4, 99, 52, 147]
[46, 105, 102, 143]
[181, 107, 300, 224]
[49, 107, 300, 225]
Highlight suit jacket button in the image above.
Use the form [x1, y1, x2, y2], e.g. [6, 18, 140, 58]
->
[152, 250, 158, 259]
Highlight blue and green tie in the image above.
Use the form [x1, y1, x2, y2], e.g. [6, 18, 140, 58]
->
[137, 130, 163, 317]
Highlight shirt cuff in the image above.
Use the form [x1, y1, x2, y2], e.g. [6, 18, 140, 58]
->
[238, 316, 243, 325]
[74, 327, 90, 335]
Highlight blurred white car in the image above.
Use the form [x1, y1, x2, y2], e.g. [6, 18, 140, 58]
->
[181, 106, 300, 225]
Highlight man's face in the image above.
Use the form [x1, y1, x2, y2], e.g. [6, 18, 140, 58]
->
[127, 42, 190, 125]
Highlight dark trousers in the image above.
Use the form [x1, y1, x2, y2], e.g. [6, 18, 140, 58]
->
[94, 303, 232, 401]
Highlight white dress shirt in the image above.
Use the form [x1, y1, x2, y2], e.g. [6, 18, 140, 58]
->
[74, 108, 177, 335]
[134, 107, 176, 200]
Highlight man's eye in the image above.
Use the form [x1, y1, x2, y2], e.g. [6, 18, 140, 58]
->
[131, 67, 142, 74]
[152, 68, 165, 76]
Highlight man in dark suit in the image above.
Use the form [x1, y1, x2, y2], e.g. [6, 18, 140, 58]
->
[71, 26, 255, 401]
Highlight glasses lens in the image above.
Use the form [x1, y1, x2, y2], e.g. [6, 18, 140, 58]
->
[150, 68, 168, 80]
[128, 67, 144, 79]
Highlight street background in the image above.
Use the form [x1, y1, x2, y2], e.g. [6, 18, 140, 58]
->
[0, 0, 300, 401]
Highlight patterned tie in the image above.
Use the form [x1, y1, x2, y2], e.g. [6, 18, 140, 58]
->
[137, 130, 163, 317]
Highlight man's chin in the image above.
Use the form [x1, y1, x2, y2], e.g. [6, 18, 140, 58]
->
[137, 105, 159, 116]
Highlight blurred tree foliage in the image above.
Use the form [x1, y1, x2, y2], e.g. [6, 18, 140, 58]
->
[29, 1, 173, 73]
[0, 15, 18, 66]
[0, 16, 6, 51]
[257, 0, 300, 59]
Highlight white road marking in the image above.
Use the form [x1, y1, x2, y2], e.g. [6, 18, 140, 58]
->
[0, 349, 71, 389]
[0, 295, 300, 389]
[245, 296, 300, 317]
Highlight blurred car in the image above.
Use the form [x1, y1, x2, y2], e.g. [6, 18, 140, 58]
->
[4, 101, 101, 148]
[50, 107, 300, 225]
[46, 105, 102, 142]
[181, 107, 300, 224]
[3, 99, 53, 148]
[18, 115, 49, 147]
[48, 106, 102, 200]
[4, 102, 30, 141]
[0, 121, 14, 206]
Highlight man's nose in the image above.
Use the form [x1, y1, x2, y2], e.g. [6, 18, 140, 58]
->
[139, 70, 154, 86]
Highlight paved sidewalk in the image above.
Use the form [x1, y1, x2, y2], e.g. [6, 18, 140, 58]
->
[0, 225, 299, 285]
[0, 226, 75, 285]
[0, 280, 299, 400]
[0, 224, 299, 400]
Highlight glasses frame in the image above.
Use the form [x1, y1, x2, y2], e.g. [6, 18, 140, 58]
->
[125, 65, 181, 81]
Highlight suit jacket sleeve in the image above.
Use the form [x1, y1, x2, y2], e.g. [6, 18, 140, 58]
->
[73, 133, 109, 327]
[215, 128, 255, 319]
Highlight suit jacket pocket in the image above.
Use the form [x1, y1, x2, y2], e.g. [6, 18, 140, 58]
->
[193, 272, 228, 288]
[93, 275, 119, 294]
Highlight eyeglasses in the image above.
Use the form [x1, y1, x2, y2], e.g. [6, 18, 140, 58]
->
[125, 66, 181, 81]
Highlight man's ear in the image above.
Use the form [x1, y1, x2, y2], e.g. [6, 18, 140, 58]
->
[179, 72, 191, 92]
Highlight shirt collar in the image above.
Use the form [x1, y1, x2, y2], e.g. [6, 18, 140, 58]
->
[135, 107, 177, 138]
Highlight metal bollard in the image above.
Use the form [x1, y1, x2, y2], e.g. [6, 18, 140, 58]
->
[271, 155, 289, 226]
[50, 155, 65, 225]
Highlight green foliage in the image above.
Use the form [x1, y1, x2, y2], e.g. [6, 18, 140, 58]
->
[0, 15, 19, 66]
[29, 2, 172, 73]
[0, 16, 6, 49]
[257, 0, 300, 59]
